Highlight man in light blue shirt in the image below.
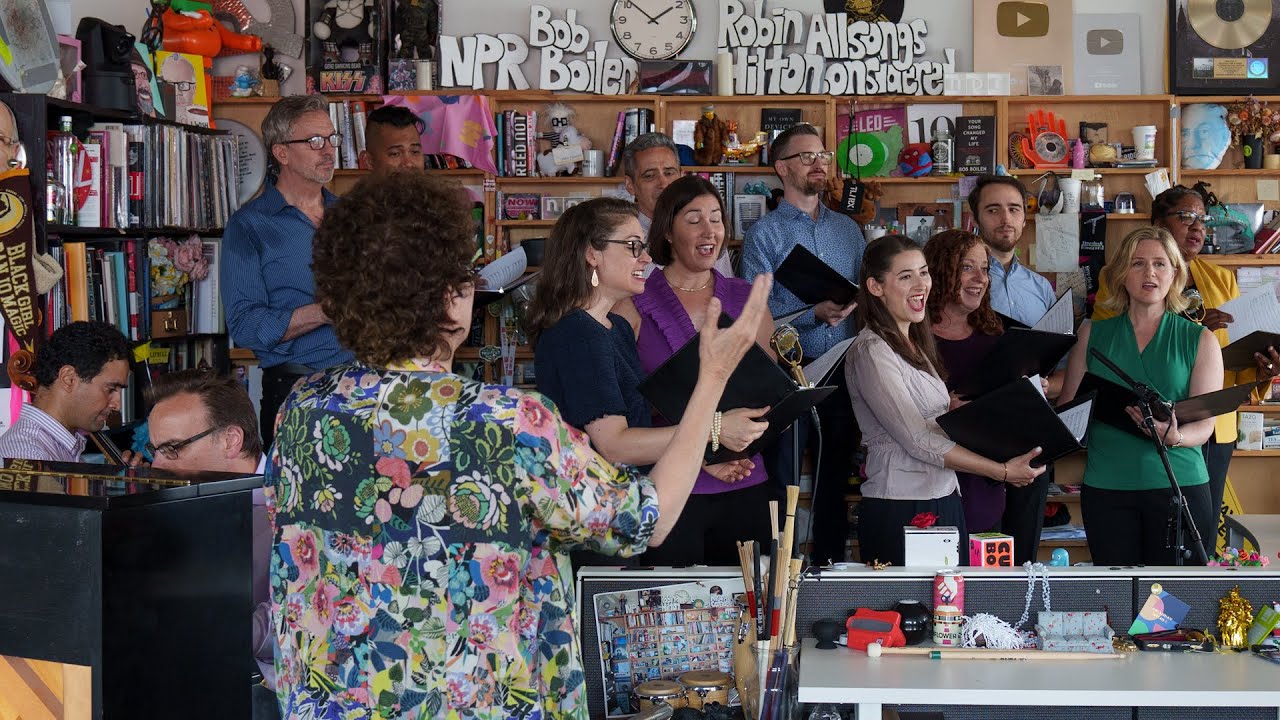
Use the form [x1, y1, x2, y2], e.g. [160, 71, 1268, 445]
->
[741, 124, 867, 565]
[222, 95, 354, 447]
[971, 174, 1057, 565]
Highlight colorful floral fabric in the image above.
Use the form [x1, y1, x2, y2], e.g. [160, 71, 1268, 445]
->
[266, 359, 659, 719]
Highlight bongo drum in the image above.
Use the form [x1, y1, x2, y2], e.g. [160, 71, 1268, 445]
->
[633, 679, 688, 710]
[678, 670, 733, 709]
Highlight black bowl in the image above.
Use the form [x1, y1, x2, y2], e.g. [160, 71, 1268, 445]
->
[521, 238, 546, 267]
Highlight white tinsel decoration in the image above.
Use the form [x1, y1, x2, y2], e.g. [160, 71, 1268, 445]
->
[960, 613, 1024, 649]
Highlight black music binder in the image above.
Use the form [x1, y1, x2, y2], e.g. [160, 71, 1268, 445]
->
[1221, 330, 1280, 371]
[950, 328, 1077, 399]
[937, 377, 1094, 466]
[775, 244, 858, 306]
[638, 324, 835, 463]
[1076, 373, 1257, 441]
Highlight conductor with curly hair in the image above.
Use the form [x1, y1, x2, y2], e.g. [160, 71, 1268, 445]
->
[265, 171, 772, 718]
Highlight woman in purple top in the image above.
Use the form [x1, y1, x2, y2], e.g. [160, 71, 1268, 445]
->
[615, 175, 775, 565]
[924, 230, 1016, 533]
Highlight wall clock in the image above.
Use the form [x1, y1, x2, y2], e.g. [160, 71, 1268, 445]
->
[609, 0, 696, 61]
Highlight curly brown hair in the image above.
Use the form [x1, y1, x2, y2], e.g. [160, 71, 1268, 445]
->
[524, 197, 639, 344]
[313, 172, 475, 367]
[923, 230, 1004, 336]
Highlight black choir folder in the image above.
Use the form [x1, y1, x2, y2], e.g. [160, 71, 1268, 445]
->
[775, 244, 859, 306]
[1076, 373, 1257, 441]
[950, 328, 1077, 399]
[638, 318, 835, 463]
[1222, 330, 1280, 370]
[937, 377, 1095, 466]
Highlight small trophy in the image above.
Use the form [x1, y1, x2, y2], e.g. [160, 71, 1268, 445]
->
[771, 324, 808, 387]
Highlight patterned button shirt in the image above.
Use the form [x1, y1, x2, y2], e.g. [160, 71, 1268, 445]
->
[267, 360, 658, 719]
[0, 404, 85, 462]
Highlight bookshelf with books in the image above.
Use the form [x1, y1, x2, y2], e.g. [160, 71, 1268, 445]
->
[3, 92, 237, 425]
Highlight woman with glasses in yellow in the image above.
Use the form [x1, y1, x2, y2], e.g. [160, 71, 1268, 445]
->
[1091, 185, 1280, 539]
[528, 199, 768, 533]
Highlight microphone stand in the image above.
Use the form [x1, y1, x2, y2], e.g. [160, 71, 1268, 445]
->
[1088, 347, 1208, 565]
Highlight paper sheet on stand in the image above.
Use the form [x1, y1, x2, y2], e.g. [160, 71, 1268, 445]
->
[1219, 280, 1280, 343]
[1033, 213, 1080, 272]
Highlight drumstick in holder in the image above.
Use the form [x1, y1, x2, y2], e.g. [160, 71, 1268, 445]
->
[866, 644, 1121, 660]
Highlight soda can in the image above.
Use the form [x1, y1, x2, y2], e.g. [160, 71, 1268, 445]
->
[933, 569, 965, 646]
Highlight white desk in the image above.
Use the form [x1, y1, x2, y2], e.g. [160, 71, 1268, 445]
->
[1226, 514, 1280, 555]
[798, 638, 1280, 718]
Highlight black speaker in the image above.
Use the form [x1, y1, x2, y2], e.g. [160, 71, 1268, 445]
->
[75, 17, 136, 112]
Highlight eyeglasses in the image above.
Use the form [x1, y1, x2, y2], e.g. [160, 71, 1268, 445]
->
[777, 150, 835, 166]
[604, 239, 649, 258]
[281, 133, 343, 151]
[161, 79, 195, 92]
[1165, 210, 1210, 227]
[146, 427, 219, 461]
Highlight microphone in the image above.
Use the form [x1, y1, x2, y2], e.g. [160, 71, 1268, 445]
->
[1087, 347, 1173, 422]
[771, 324, 808, 387]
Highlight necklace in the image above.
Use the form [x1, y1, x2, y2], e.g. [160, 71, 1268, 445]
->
[665, 271, 712, 292]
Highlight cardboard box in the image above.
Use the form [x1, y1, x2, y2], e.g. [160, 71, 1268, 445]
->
[969, 532, 1015, 567]
[1238, 411, 1264, 450]
[307, 0, 386, 94]
[903, 526, 960, 567]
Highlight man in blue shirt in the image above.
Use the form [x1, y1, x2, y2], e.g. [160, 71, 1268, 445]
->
[971, 174, 1057, 565]
[741, 123, 867, 565]
[222, 95, 354, 447]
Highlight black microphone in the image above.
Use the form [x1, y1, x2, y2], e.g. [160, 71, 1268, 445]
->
[1088, 347, 1173, 422]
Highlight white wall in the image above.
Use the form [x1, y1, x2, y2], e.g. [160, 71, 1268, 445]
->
[65, 0, 1165, 96]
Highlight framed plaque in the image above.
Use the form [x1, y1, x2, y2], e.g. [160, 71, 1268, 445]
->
[1170, 0, 1280, 95]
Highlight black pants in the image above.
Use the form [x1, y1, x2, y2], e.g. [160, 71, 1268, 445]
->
[856, 492, 968, 567]
[640, 481, 774, 566]
[260, 366, 307, 450]
[1000, 466, 1053, 566]
[1202, 438, 1233, 544]
[1081, 483, 1214, 566]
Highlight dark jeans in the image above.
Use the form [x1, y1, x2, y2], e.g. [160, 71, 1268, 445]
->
[640, 481, 774, 566]
[1202, 438, 1233, 544]
[856, 492, 968, 567]
[1081, 483, 1214, 566]
[1000, 466, 1053, 565]
[260, 366, 307, 450]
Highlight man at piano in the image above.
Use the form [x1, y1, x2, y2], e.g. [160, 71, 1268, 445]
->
[0, 321, 130, 462]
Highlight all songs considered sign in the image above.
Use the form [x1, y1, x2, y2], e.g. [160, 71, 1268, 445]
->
[0, 169, 40, 352]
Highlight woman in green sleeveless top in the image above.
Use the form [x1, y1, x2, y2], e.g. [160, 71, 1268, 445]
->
[1059, 227, 1223, 565]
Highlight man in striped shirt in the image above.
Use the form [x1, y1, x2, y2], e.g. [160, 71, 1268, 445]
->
[0, 321, 130, 462]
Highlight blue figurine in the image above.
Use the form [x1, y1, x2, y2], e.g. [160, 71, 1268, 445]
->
[1049, 548, 1070, 567]
[230, 65, 260, 97]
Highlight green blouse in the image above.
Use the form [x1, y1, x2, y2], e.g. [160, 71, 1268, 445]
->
[1084, 313, 1209, 491]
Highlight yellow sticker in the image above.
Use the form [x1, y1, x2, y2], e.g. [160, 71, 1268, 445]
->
[148, 346, 171, 365]
[132, 342, 151, 363]
[1150, 582, 1163, 595]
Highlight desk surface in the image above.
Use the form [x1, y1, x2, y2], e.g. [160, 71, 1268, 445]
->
[798, 638, 1280, 707]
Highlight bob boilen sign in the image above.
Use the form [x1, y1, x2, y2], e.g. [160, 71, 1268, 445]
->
[436, 1, 952, 97]
[720, 0, 954, 96]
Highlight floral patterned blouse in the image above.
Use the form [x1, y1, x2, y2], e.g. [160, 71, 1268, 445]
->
[265, 359, 659, 719]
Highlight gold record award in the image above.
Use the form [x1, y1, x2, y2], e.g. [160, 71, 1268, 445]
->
[1187, 0, 1272, 49]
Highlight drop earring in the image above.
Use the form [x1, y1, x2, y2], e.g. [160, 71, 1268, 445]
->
[591, 268, 599, 288]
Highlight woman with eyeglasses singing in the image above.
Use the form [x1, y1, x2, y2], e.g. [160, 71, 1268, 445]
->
[611, 175, 775, 565]
[529, 197, 770, 562]
[1091, 186, 1280, 539]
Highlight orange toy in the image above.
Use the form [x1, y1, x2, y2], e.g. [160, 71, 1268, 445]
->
[161, 8, 262, 70]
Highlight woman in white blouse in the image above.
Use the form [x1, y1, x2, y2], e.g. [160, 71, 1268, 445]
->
[844, 235, 1045, 566]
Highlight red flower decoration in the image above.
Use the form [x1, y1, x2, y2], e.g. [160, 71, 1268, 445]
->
[910, 512, 939, 529]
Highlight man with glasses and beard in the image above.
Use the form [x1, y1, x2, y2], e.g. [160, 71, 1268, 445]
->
[222, 95, 354, 448]
[741, 123, 867, 565]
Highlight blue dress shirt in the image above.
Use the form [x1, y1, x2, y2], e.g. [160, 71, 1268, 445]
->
[988, 253, 1055, 326]
[740, 199, 866, 357]
[221, 182, 354, 370]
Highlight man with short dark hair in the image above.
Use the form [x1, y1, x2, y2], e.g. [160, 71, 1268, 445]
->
[970, 173, 1057, 565]
[741, 123, 867, 566]
[0, 321, 130, 461]
[358, 104, 424, 174]
[222, 94, 354, 448]
[143, 369, 273, 705]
